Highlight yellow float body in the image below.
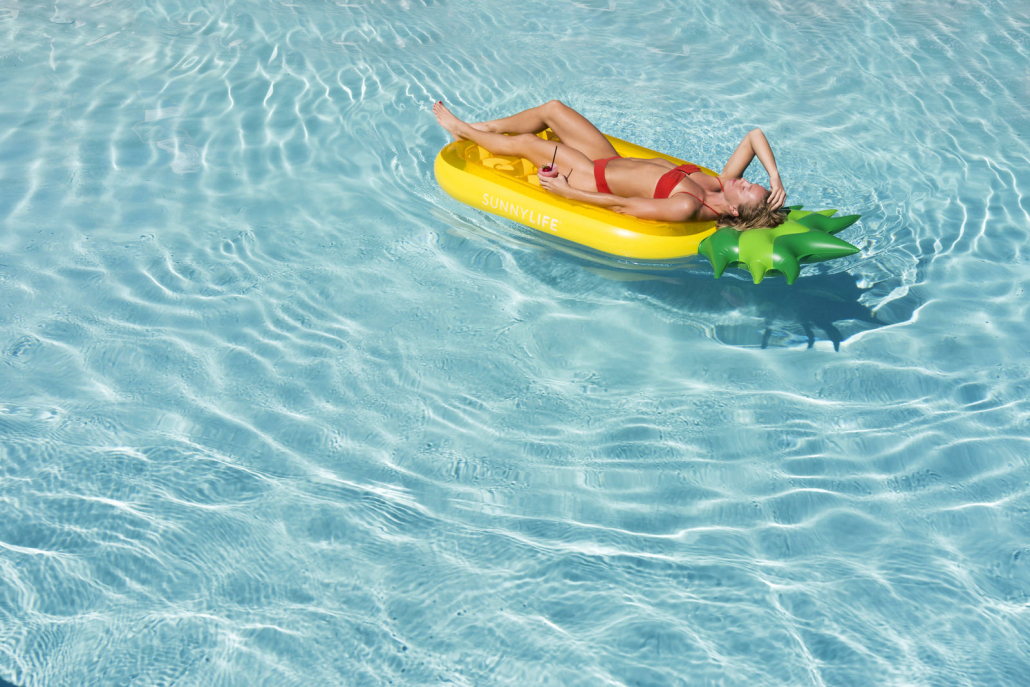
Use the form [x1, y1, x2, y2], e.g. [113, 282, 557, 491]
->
[433, 131, 718, 261]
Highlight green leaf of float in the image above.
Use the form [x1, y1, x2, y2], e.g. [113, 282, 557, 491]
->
[738, 221, 810, 284]
[786, 207, 838, 220]
[697, 227, 741, 278]
[773, 230, 861, 283]
[791, 212, 861, 235]
[696, 208, 861, 285]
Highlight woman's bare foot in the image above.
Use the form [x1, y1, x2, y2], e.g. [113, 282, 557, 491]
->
[433, 101, 468, 141]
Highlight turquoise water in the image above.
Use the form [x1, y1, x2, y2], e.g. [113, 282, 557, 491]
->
[2, 0, 1029, 684]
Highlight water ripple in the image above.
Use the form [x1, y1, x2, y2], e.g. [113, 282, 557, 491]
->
[2, 0, 1030, 685]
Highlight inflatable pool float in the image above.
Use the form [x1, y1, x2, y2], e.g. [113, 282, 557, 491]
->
[434, 130, 860, 284]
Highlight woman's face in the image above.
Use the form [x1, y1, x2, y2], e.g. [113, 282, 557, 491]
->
[725, 177, 768, 213]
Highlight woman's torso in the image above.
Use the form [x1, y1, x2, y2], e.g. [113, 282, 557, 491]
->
[602, 157, 720, 205]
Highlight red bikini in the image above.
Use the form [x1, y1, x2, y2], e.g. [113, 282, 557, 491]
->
[593, 157, 723, 215]
[592, 156, 620, 194]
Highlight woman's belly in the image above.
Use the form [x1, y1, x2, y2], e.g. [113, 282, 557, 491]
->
[594, 157, 678, 197]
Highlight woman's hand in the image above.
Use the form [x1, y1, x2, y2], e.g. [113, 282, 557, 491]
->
[538, 170, 572, 196]
[767, 176, 786, 210]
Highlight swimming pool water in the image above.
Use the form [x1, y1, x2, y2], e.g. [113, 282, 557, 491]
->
[1, 0, 1029, 684]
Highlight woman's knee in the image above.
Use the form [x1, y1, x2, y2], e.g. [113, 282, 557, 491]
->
[545, 99, 566, 114]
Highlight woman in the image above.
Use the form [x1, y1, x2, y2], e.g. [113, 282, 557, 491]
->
[433, 100, 787, 230]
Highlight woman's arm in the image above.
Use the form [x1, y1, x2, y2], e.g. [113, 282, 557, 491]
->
[538, 174, 696, 222]
[721, 129, 784, 208]
[721, 129, 778, 179]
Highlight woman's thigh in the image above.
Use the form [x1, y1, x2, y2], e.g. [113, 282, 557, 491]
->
[502, 133, 595, 184]
[545, 101, 619, 161]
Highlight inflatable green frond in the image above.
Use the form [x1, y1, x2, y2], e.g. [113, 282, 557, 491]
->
[788, 208, 861, 235]
[697, 206, 860, 285]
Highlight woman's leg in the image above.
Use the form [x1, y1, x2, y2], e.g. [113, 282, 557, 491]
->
[439, 113, 535, 140]
[472, 103, 551, 134]
[475, 100, 618, 161]
[434, 102, 595, 186]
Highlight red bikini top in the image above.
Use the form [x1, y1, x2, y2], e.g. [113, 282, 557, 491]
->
[654, 163, 723, 216]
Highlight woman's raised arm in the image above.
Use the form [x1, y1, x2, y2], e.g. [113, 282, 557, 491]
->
[721, 129, 785, 209]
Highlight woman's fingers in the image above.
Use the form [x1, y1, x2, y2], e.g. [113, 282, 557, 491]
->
[538, 174, 569, 195]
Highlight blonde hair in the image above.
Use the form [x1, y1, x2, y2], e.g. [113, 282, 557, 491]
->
[718, 189, 788, 231]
